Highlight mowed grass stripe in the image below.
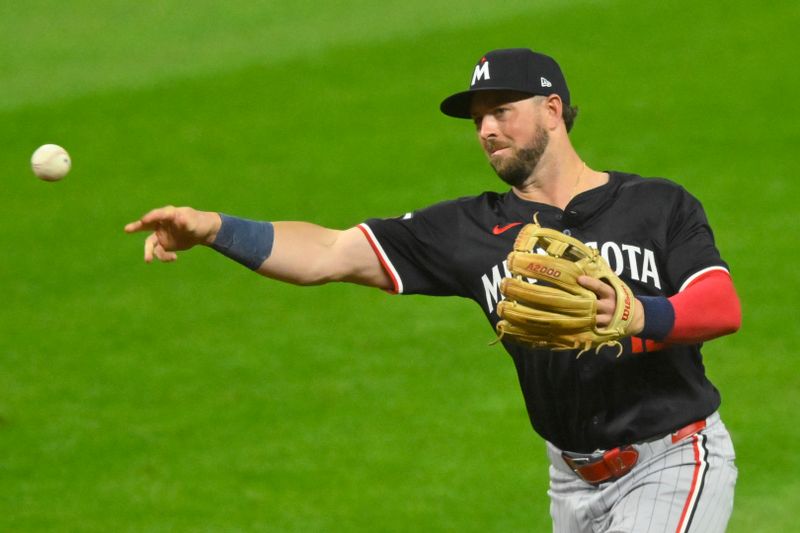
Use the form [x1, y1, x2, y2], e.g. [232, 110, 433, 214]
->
[0, 0, 598, 112]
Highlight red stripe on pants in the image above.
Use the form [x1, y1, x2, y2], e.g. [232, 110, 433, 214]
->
[675, 435, 703, 533]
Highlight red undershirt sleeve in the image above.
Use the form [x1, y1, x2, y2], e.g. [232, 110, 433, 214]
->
[636, 269, 741, 345]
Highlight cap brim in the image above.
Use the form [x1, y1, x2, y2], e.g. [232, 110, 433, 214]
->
[439, 87, 540, 118]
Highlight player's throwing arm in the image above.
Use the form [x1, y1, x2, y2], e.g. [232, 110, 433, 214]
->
[124, 207, 392, 289]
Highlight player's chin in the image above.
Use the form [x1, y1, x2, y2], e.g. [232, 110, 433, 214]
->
[489, 152, 514, 171]
[488, 152, 509, 170]
[491, 161, 529, 188]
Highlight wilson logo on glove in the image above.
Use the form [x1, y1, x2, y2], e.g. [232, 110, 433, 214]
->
[620, 286, 632, 321]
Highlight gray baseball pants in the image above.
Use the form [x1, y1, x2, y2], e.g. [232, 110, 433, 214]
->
[546, 411, 737, 532]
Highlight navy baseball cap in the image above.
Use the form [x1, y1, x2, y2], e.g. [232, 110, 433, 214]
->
[440, 48, 570, 118]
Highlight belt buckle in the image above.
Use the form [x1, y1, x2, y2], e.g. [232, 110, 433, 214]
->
[560, 449, 606, 484]
[561, 449, 601, 466]
[561, 445, 639, 485]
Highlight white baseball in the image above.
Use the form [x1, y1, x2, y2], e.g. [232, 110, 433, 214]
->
[31, 144, 71, 181]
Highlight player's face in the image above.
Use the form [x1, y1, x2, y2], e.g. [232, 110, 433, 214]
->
[470, 91, 550, 188]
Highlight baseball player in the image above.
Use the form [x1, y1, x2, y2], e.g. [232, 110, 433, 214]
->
[125, 48, 741, 532]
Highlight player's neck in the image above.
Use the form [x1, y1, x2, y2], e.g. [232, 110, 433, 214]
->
[512, 150, 601, 209]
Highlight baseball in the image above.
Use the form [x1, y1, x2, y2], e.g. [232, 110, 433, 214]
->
[31, 144, 71, 181]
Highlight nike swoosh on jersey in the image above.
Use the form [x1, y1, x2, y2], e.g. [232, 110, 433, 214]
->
[492, 222, 523, 235]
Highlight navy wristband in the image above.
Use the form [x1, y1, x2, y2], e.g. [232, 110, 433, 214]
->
[210, 214, 274, 270]
[637, 296, 675, 341]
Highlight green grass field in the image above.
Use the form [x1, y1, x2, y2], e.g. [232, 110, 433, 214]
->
[1, 1, 797, 531]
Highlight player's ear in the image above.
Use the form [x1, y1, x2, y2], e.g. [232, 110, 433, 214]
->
[542, 94, 564, 130]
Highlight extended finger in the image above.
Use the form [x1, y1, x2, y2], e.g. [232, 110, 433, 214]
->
[124, 206, 176, 233]
[124, 219, 150, 233]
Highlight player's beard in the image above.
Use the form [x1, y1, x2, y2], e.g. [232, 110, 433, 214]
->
[489, 125, 550, 188]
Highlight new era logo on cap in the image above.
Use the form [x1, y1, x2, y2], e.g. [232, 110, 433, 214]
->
[440, 48, 571, 119]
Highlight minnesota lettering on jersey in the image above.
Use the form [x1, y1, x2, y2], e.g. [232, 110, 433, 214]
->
[481, 241, 661, 313]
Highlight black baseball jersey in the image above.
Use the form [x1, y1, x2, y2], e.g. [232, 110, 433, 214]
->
[360, 171, 729, 453]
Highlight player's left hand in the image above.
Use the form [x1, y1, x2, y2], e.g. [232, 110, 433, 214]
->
[578, 275, 644, 335]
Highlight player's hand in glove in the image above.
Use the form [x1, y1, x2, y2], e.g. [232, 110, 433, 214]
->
[496, 216, 643, 355]
[124, 206, 222, 263]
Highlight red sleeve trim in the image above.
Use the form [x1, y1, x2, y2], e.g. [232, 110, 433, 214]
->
[357, 223, 402, 294]
[665, 269, 741, 343]
[679, 265, 730, 292]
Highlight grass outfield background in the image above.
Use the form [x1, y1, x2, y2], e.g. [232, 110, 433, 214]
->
[1, 1, 797, 531]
